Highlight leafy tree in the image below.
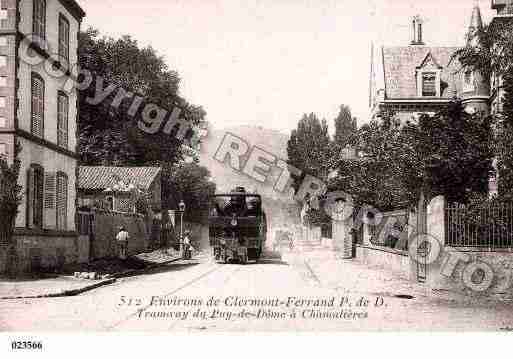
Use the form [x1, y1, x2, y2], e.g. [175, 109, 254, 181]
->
[328, 111, 409, 211]
[333, 104, 357, 148]
[454, 20, 513, 198]
[0, 144, 23, 275]
[454, 21, 513, 80]
[287, 113, 331, 226]
[328, 102, 494, 211]
[78, 28, 205, 167]
[287, 113, 331, 189]
[497, 69, 513, 198]
[163, 163, 216, 224]
[399, 101, 494, 204]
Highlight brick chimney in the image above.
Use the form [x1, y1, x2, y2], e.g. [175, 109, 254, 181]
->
[411, 15, 425, 45]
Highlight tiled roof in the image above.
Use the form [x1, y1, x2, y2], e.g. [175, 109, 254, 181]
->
[382, 46, 462, 99]
[78, 166, 161, 191]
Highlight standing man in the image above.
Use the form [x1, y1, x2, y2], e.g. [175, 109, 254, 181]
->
[116, 226, 129, 260]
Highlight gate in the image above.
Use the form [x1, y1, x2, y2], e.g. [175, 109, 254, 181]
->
[77, 210, 94, 261]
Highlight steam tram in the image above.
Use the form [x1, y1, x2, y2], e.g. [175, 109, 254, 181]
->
[209, 187, 267, 264]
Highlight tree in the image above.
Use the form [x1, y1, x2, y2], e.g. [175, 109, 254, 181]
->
[78, 28, 205, 167]
[497, 69, 513, 198]
[328, 102, 494, 211]
[399, 101, 494, 204]
[328, 111, 409, 211]
[333, 105, 357, 148]
[287, 113, 331, 189]
[454, 20, 513, 198]
[163, 163, 216, 224]
[0, 143, 23, 275]
[454, 21, 513, 80]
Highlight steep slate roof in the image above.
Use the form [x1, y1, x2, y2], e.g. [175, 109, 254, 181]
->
[78, 166, 161, 191]
[382, 46, 461, 99]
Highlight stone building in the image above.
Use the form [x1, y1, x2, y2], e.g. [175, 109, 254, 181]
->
[369, 1, 513, 195]
[0, 0, 85, 272]
[369, 6, 491, 123]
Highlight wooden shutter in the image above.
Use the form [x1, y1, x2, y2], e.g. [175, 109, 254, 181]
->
[31, 75, 44, 138]
[57, 93, 68, 148]
[28, 166, 44, 229]
[26, 167, 35, 228]
[58, 16, 69, 62]
[56, 173, 68, 230]
[33, 0, 46, 42]
[43, 172, 56, 229]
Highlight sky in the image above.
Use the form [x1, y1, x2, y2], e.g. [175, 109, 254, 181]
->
[78, 0, 495, 135]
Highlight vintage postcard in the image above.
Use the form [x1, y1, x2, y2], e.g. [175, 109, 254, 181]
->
[1, 0, 513, 347]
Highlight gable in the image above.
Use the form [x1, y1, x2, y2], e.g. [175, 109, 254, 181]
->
[418, 52, 442, 70]
[382, 46, 461, 99]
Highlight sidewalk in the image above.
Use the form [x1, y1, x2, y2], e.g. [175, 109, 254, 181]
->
[297, 248, 513, 306]
[0, 248, 182, 300]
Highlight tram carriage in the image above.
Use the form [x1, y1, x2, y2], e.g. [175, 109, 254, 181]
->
[209, 187, 267, 264]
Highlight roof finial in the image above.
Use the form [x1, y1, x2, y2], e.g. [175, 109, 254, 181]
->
[469, 2, 483, 32]
[468, 1, 483, 44]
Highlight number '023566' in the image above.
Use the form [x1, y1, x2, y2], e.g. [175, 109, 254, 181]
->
[11, 341, 43, 350]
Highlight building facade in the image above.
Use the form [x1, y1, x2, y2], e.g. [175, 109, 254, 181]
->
[0, 0, 85, 272]
[369, 1, 513, 195]
[369, 5, 492, 123]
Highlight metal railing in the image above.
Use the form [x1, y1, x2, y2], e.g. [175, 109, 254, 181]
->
[445, 203, 513, 249]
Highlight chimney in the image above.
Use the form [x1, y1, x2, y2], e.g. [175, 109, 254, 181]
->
[492, 0, 513, 15]
[411, 15, 425, 45]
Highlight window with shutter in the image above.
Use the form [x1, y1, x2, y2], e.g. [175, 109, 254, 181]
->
[44, 172, 56, 229]
[32, 0, 46, 44]
[56, 172, 68, 230]
[31, 74, 44, 138]
[58, 15, 70, 63]
[27, 165, 44, 229]
[57, 92, 68, 148]
[422, 72, 437, 97]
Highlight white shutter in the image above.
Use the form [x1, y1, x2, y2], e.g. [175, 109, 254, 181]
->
[43, 172, 56, 229]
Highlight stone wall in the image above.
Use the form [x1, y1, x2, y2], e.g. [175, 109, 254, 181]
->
[410, 195, 513, 297]
[11, 229, 79, 273]
[90, 209, 149, 260]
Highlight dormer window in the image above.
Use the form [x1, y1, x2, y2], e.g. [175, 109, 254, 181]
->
[422, 72, 437, 96]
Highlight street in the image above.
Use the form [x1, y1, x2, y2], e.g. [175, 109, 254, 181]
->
[2, 246, 513, 332]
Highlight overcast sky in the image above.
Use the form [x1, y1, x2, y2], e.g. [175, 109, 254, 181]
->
[79, 0, 495, 134]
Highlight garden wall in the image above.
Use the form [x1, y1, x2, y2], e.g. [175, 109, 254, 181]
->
[89, 209, 149, 260]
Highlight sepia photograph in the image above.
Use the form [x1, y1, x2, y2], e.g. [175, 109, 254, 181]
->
[1, 0, 513, 349]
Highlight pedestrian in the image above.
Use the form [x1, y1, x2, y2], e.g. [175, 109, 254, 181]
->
[182, 230, 193, 259]
[116, 226, 129, 260]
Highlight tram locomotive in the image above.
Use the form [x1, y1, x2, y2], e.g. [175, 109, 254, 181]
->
[209, 187, 267, 264]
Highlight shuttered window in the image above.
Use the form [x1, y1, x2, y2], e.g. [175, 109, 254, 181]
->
[27, 165, 44, 228]
[31, 73, 44, 138]
[422, 72, 437, 97]
[43, 173, 55, 210]
[56, 172, 68, 230]
[58, 15, 70, 63]
[43, 172, 56, 229]
[57, 92, 68, 148]
[32, 0, 46, 43]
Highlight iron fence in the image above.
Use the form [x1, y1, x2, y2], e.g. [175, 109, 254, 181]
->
[445, 203, 513, 248]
